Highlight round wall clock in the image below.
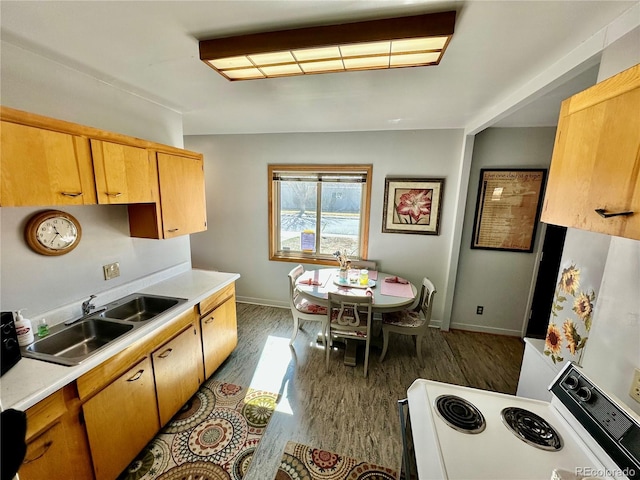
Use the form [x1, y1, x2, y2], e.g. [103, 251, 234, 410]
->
[25, 210, 82, 256]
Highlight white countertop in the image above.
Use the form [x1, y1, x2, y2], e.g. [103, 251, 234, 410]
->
[0, 268, 240, 411]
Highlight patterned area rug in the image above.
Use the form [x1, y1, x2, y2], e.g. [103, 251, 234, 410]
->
[119, 379, 279, 480]
[275, 441, 398, 480]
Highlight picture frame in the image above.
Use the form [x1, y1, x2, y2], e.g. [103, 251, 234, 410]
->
[382, 177, 444, 235]
[471, 168, 547, 252]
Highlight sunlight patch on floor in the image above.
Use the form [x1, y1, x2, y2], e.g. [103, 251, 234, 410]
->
[249, 334, 295, 415]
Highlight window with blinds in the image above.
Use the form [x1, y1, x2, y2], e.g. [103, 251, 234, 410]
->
[268, 165, 372, 264]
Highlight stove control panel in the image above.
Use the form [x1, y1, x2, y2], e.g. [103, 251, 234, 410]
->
[551, 363, 640, 480]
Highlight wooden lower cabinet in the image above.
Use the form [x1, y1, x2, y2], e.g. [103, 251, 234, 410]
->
[201, 296, 238, 379]
[83, 357, 160, 480]
[18, 385, 93, 480]
[153, 323, 204, 426]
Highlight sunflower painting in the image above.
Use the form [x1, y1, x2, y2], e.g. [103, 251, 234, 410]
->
[544, 263, 596, 364]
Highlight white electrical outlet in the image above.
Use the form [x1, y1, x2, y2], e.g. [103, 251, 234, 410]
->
[630, 368, 640, 403]
[103, 262, 120, 280]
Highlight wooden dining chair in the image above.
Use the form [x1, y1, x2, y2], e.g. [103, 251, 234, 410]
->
[288, 265, 329, 347]
[379, 277, 437, 366]
[326, 292, 374, 377]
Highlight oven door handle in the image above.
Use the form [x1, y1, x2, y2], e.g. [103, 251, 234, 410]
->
[398, 398, 414, 479]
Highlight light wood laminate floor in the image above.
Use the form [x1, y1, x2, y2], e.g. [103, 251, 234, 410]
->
[211, 303, 525, 478]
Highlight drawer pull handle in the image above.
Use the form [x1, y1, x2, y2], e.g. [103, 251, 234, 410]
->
[24, 440, 53, 463]
[167, 228, 179, 233]
[106, 192, 123, 197]
[61, 192, 83, 197]
[204, 317, 215, 324]
[127, 369, 144, 382]
[595, 208, 633, 218]
[158, 348, 173, 358]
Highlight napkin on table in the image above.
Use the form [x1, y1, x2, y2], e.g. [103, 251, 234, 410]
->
[384, 276, 409, 284]
[297, 278, 322, 286]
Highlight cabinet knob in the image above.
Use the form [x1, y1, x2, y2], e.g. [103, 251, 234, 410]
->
[167, 228, 179, 233]
[204, 316, 215, 324]
[106, 192, 123, 197]
[61, 192, 83, 197]
[595, 208, 633, 218]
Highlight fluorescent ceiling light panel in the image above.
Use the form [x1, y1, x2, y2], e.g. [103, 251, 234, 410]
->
[199, 11, 455, 81]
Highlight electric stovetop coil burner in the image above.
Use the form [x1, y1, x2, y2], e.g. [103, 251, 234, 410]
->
[435, 394, 486, 434]
[501, 406, 563, 451]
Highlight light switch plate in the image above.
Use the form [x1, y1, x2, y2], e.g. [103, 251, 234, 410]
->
[630, 368, 640, 403]
[103, 262, 120, 281]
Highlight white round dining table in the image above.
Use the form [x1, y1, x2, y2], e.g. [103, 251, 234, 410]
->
[295, 267, 418, 313]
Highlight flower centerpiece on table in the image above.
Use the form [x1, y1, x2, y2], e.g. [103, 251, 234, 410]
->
[333, 251, 349, 270]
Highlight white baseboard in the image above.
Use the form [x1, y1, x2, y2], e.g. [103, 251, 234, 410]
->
[447, 321, 522, 337]
[236, 296, 288, 309]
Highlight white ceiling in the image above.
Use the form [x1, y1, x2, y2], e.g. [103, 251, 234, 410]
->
[0, 1, 637, 135]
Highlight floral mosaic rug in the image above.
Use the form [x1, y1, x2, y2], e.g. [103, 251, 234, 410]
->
[119, 380, 279, 480]
[275, 441, 398, 480]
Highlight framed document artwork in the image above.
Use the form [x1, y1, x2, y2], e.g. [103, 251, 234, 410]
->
[382, 177, 444, 235]
[471, 168, 547, 252]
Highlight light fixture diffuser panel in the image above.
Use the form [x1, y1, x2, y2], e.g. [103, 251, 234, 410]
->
[293, 46, 341, 62]
[249, 51, 296, 66]
[343, 56, 390, 70]
[208, 56, 253, 69]
[223, 68, 265, 80]
[340, 41, 391, 57]
[390, 51, 441, 67]
[300, 59, 345, 73]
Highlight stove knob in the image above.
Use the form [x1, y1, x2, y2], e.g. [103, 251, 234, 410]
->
[576, 387, 592, 402]
[565, 375, 579, 390]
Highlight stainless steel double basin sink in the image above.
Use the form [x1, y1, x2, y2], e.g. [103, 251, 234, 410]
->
[22, 293, 187, 366]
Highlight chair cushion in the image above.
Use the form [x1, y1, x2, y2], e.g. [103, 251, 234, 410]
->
[293, 294, 327, 315]
[382, 310, 424, 328]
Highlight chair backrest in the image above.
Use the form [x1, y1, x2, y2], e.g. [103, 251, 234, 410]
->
[328, 292, 373, 329]
[288, 264, 304, 308]
[350, 259, 377, 270]
[418, 277, 437, 323]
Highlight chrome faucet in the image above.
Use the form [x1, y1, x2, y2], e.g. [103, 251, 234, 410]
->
[82, 295, 97, 315]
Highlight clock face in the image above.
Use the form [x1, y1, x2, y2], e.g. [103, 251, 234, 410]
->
[25, 210, 82, 256]
[36, 217, 78, 250]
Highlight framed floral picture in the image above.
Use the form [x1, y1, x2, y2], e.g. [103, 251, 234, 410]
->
[382, 177, 444, 235]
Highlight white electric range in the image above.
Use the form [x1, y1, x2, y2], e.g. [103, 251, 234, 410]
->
[400, 362, 640, 480]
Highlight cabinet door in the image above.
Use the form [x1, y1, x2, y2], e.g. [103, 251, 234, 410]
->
[83, 357, 159, 480]
[157, 152, 207, 238]
[153, 323, 204, 426]
[0, 122, 96, 206]
[91, 139, 158, 204]
[201, 297, 238, 379]
[541, 64, 640, 239]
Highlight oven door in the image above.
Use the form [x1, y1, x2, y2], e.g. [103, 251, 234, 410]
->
[398, 399, 418, 480]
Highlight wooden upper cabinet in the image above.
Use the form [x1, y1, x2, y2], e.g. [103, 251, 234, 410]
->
[158, 153, 207, 238]
[1, 122, 97, 206]
[541, 63, 640, 240]
[90, 140, 158, 204]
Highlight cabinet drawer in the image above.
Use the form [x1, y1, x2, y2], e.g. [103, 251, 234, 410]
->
[199, 283, 235, 317]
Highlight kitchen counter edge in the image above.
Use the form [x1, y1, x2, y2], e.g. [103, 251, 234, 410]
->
[0, 269, 240, 411]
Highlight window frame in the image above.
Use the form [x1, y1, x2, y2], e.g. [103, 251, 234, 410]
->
[268, 164, 372, 265]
